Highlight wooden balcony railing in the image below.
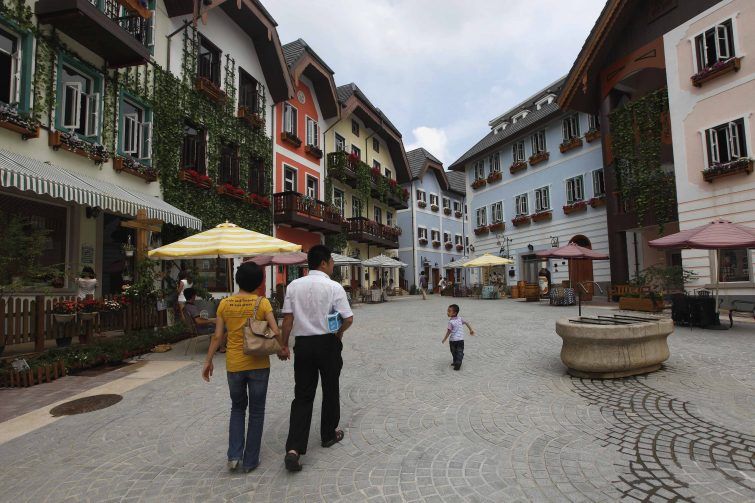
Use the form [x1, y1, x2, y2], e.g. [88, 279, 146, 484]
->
[345, 217, 400, 248]
[273, 192, 343, 234]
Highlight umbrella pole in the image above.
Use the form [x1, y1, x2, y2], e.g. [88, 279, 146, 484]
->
[714, 250, 721, 318]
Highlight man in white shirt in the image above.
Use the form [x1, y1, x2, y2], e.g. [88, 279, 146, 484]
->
[280, 245, 354, 472]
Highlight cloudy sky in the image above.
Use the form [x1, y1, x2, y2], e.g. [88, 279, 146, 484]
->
[266, 0, 606, 166]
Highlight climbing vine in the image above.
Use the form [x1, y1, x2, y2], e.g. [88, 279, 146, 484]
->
[355, 162, 371, 209]
[609, 88, 676, 231]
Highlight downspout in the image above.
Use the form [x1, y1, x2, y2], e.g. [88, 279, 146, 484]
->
[411, 179, 417, 288]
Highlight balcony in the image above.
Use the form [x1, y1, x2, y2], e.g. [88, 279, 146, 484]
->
[327, 151, 408, 210]
[36, 0, 150, 68]
[273, 192, 343, 235]
[345, 217, 399, 249]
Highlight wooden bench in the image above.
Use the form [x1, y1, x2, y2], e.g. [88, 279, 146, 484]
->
[728, 300, 755, 328]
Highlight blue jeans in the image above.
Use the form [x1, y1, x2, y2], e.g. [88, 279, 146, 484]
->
[227, 368, 270, 469]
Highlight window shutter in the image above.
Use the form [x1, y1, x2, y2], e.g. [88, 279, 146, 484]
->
[140, 122, 152, 160]
[708, 128, 719, 163]
[562, 119, 568, 141]
[701, 31, 709, 67]
[85, 92, 100, 137]
[728, 122, 740, 159]
[314, 122, 320, 147]
[306, 118, 312, 145]
[11, 46, 21, 105]
[146, 12, 156, 47]
[122, 114, 137, 153]
[63, 83, 82, 129]
[716, 24, 730, 60]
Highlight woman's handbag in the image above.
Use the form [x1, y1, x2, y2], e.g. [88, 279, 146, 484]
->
[242, 296, 281, 356]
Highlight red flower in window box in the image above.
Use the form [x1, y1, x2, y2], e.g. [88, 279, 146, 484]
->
[454, 210, 462, 218]
[510, 161, 527, 174]
[473, 226, 489, 235]
[186, 169, 200, 179]
[691, 57, 742, 87]
[589, 195, 607, 207]
[370, 166, 381, 177]
[388, 178, 397, 188]
[432, 240, 441, 248]
[456, 244, 464, 251]
[444, 242, 453, 250]
[471, 178, 487, 189]
[418, 238, 428, 245]
[347, 152, 360, 168]
[259, 196, 270, 207]
[511, 215, 531, 227]
[417, 200, 427, 208]
[563, 201, 588, 214]
[488, 221, 505, 232]
[402, 188, 410, 201]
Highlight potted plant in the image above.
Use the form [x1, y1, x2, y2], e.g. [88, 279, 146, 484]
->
[487, 171, 502, 183]
[78, 298, 101, 321]
[454, 210, 463, 218]
[430, 204, 439, 212]
[432, 240, 441, 248]
[471, 178, 487, 189]
[589, 195, 607, 208]
[563, 200, 588, 215]
[443, 207, 452, 215]
[473, 226, 489, 235]
[512, 215, 531, 227]
[444, 242, 453, 250]
[52, 300, 78, 324]
[456, 244, 464, 251]
[123, 236, 135, 257]
[510, 161, 527, 174]
[417, 200, 427, 209]
[488, 222, 505, 232]
[418, 237, 428, 245]
[528, 151, 549, 166]
[585, 128, 600, 143]
[559, 136, 583, 153]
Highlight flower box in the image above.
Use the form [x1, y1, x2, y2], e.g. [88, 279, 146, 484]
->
[473, 226, 489, 235]
[454, 210, 463, 218]
[432, 240, 441, 248]
[216, 183, 247, 201]
[53, 313, 75, 323]
[178, 169, 212, 189]
[531, 210, 552, 222]
[430, 204, 439, 212]
[237, 106, 264, 129]
[511, 215, 531, 227]
[113, 157, 157, 182]
[445, 242, 453, 250]
[304, 144, 323, 159]
[488, 222, 505, 232]
[563, 201, 588, 214]
[619, 297, 664, 313]
[1, 359, 66, 388]
[585, 129, 601, 143]
[280, 131, 302, 148]
[195, 76, 227, 104]
[418, 238, 428, 245]
[456, 244, 464, 251]
[528, 151, 549, 166]
[691, 57, 741, 87]
[510, 161, 527, 174]
[487, 171, 502, 183]
[417, 200, 427, 208]
[559, 137, 583, 153]
[49, 130, 108, 164]
[443, 207, 452, 215]
[247, 193, 270, 208]
[471, 178, 487, 189]
[702, 158, 753, 183]
[0, 106, 39, 139]
[589, 195, 607, 208]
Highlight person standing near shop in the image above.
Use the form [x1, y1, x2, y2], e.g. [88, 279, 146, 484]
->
[279, 245, 354, 472]
[419, 272, 428, 300]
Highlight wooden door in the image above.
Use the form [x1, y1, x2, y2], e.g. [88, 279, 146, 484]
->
[568, 259, 594, 300]
[432, 268, 440, 293]
[447, 269, 455, 284]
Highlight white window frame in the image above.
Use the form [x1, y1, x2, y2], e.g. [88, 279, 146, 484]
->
[387, 211, 393, 227]
[531, 130, 546, 154]
[430, 229, 440, 242]
[513, 140, 525, 162]
[442, 197, 450, 209]
[305, 116, 319, 148]
[122, 112, 139, 154]
[334, 132, 346, 152]
[694, 19, 736, 71]
[429, 194, 439, 207]
[592, 169, 605, 196]
[374, 206, 382, 224]
[565, 175, 585, 204]
[491, 201, 503, 223]
[283, 165, 297, 192]
[534, 186, 550, 212]
[562, 114, 580, 141]
[283, 102, 297, 136]
[454, 234, 463, 246]
[418, 227, 428, 240]
[515, 194, 528, 216]
[416, 189, 426, 203]
[704, 118, 747, 167]
[474, 160, 486, 180]
[352, 196, 363, 218]
[588, 114, 599, 131]
[453, 200, 461, 214]
[443, 231, 450, 244]
[305, 175, 318, 199]
[333, 188, 345, 215]
[0, 28, 22, 105]
[475, 207, 487, 227]
[385, 168, 392, 180]
[62, 82, 82, 130]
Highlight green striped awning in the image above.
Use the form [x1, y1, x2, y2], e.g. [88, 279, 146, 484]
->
[0, 148, 201, 230]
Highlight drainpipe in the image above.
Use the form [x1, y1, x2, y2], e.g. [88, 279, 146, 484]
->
[411, 179, 417, 287]
[165, 19, 192, 72]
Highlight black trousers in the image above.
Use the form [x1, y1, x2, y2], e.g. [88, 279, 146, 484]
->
[285, 333, 343, 454]
[449, 340, 464, 365]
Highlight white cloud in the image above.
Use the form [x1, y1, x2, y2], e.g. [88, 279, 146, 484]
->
[407, 126, 450, 164]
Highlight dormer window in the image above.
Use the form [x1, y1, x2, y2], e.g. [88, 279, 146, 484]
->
[511, 110, 529, 124]
[535, 94, 556, 110]
[493, 122, 508, 134]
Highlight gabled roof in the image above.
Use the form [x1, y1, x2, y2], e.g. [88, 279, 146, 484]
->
[282, 39, 339, 119]
[446, 171, 467, 195]
[165, 0, 293, 104]
[337, 83, 410, 183]
[407, 147, 442, 178]
[406, 148, 466, 196]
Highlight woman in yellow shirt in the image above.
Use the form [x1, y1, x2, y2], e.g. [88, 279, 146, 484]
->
[202, 261, 281, 473]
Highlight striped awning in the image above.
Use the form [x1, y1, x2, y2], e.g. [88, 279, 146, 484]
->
[0, 148, 201, 229]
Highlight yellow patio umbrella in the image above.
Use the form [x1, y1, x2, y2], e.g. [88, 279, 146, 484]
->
[462, 253, 514, 268]
[148, 221, 301, 259]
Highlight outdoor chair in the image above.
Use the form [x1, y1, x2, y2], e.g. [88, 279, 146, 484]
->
[727, 300, 755, 328]
[181, 306, 211, 358]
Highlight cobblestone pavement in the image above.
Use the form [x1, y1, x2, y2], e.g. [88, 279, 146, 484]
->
[0, 296, 753, 502]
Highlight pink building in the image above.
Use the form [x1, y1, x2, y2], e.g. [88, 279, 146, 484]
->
[664, 0, 755, 298]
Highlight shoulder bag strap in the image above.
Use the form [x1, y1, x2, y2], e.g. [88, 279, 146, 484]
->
[247, 296, 263, 328]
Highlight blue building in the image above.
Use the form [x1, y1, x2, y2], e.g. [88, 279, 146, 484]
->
[397, 148, 467, 291]
[448, 77, 611, 292]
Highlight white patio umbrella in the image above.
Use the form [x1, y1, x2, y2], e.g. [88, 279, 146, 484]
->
[362, 255, 407, 288]
[332, 253, 362, 265]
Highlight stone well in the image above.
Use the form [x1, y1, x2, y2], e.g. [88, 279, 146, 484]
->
[555, 316, 673, 379]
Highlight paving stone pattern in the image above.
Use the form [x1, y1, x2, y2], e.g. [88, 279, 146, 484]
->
[0, 297, 753, 502]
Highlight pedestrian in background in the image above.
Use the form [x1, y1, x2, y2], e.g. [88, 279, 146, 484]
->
[419, 272, 428, 300]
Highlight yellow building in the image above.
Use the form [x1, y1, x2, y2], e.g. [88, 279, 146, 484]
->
[324, 83, 410, 290]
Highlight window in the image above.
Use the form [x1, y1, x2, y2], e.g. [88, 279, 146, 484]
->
[430, 230, 440, 242]
[333, 188, 345, 216]
[443, 232, 450, 244]
[512, 110, 529, 123]
[491, 201, 503, 223]
[695, 20, 735, 71]
[515, 194, 528, 216]
[717, 249, 750, 282]
[248, 156, 266, 195]
[453, 201, 461, 214]
[180, 122, 206, 173]
[474, 160, 486, 180]
[193, 258, 229, 293]
[592, 169, 605, 196]
[534, 186, 550, 212]
[351, 119, 359, 136]
[120, 98, 152, 161]
[387, 211, 393, 226]
[385, 168, 392, 180]
[513, 141, 525, 162]
[566, 175, 585, 204]
[305, 117, 319, 147]
[352, 197, 362, 218]
[475, 207, 487, 227]
[416, 189, 426, 203]
[588, 114, 600, 131]
[373, 160, 381, 173]
[535, 94, 555, 110]
[562, 114, 580, 141]
[60, 64, 100, 138]
[373, 138, 379, 152]
[351, 145, 361, 159]
[429, 194, 439, 207]
[0, 27, 22, 106]
[219, 144, 239, 185]
[418, 227, 427, 240]
[455, 235, 463, 246]
[283, 166, 297, 192]
[374, 206, 382, 224]
[306, 175, 318, 199]
[706, 118, 747, 166]
[442, 197, 450, 209]
[490, 152, 501, 173]
[335, 133, 346, 152]
[198, 35, 221, 86]
[531, 130, 546, 154]
[283, 103, 298, 137]
[238, 69, 263, 113]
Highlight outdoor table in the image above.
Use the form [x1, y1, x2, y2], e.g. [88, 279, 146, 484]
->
[370, 289, 382, 303]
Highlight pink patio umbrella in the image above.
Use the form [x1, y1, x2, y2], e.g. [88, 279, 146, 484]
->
[537, 243, 609, 315]
[649, 219, 755, 318]
[245, 252, 307, 267]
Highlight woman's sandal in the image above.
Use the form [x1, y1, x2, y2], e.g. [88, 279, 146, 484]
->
[321, 429, 344, 448]
[284, 452, 302, 472]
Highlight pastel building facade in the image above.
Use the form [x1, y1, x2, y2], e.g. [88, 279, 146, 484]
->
[449, 79, 611, 292]
[664, 0, 755, 299]
[397, 148, 467, 291]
